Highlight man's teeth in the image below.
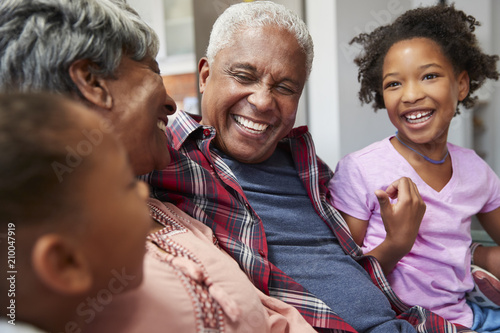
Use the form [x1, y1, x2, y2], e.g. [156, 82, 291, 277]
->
[405, 111, 432, 124]
[233, 115, 269, 133]
[157, 120, 167, 132]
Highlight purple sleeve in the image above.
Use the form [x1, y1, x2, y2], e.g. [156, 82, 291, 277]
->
[328, 154, 373, 221]
[480, 163, 500, 213]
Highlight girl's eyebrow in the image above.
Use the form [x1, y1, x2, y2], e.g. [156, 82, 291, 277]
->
[419, 63, 443, 70]
[383, 63, 444, 81]
[382, 72, 398, 81]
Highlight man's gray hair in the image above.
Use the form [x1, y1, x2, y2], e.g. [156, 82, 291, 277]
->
[206, 1, 314, 77]
[0, 0, 159, 94]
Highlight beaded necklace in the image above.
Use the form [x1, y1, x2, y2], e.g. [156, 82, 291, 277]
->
[394, 131, 448, 164]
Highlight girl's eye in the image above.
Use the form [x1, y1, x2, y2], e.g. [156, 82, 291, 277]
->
[384, 81, 400, 89]
[423, 73, 438, 80]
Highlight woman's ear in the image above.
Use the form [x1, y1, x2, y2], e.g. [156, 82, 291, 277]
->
[31, 234, 92, 295]
[69, 59, 113, 110]
[457, 70, 470, 102]
[198, 57, 210, 94]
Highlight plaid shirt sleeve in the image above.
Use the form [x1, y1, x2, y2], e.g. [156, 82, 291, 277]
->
[144, 110, 474, 333]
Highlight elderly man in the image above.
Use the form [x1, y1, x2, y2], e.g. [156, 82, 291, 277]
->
[146, 1, 467, 333]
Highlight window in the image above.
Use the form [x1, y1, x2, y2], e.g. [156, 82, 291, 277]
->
[128, 0, 198, 113]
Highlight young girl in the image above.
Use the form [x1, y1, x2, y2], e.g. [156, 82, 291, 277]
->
[329, 4, 500, 331]
[0, 93, 151, 332]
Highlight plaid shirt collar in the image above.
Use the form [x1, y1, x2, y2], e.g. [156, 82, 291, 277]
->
[169, 110, 310, 148]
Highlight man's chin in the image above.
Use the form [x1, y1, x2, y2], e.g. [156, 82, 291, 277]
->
[229, 150, 273, 164]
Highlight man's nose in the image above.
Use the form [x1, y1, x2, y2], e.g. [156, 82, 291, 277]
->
[247, 85, 275, 113]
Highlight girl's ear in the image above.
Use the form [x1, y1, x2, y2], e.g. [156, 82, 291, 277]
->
[198, 57, 210, 95]
[69, 59, 113, 110]
[457, 70, 470, 102]
[31, 234, 92, 295]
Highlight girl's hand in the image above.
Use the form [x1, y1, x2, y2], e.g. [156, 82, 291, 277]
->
[366, 177, 426, 274]
[375, 177, 426, 255]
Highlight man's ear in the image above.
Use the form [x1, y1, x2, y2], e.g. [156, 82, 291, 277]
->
[457, 70, 470, 102]
[69, 59, 113, 110]
[31, 234, 92, 295]
[198, 57, 210, 94]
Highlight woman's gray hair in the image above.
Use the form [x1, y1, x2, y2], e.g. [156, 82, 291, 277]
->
[0, 0, 159, 94]
[206, 1, 314, 77]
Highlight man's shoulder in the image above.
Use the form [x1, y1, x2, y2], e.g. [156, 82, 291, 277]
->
[168, 110, 204, 149]
[170, 110, 202, 130]
[287, 125, 309, 138]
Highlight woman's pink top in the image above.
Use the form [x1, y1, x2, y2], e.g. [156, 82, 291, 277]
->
[84, 198, 315, 333]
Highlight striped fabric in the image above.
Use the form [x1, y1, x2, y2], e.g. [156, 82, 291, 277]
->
[144, 110, 472, 333]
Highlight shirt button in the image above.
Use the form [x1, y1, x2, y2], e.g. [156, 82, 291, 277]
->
[203, 129, 211, 137]
[258, 250, 265, 257]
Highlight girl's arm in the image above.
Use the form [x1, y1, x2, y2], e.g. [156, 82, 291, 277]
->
[338, 212, 367, 246]
[342, 177, 426, 275]
[474, 207, 500, 279]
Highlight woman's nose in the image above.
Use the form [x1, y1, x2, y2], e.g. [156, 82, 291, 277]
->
[164, 91, 177, 115]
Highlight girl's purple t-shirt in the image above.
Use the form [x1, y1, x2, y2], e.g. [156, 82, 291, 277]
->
[329, 136, 500, 328]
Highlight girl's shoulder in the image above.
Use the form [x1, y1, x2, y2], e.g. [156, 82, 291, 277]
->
[337, 137, 398, 173]
[345, 136, 393, 159]
[448, 142, 485, 161]
[448, 142, 494, 173]
[447, 142, 475, 154]
[340, 137, 396, 166]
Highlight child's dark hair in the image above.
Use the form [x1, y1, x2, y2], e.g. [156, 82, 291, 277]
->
[351, 3, 499, 111]
[0, 93, 92, 224]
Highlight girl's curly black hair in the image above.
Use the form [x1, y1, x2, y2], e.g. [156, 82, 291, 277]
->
[351, 3, 499, 111]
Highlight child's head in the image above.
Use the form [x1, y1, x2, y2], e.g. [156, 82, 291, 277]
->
[0, 93, 151, 331]
[351, 4, 499, 112]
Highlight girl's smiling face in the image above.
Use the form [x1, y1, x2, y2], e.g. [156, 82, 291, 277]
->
[382, 37, 469, 147]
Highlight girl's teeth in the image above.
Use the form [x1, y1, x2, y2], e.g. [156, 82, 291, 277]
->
[405, 111, 432, 124]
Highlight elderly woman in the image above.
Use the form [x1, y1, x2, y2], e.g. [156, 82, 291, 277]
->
[0, 0, 315, 332]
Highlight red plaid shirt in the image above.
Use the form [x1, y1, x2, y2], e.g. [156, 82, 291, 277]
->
[144, 110, 472, 333]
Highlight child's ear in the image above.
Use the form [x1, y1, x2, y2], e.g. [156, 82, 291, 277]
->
[457, 70, 470, 102]
[198, 57, 210, 94]
[31, 234, 92, 295]
[69, 59, 113, 110]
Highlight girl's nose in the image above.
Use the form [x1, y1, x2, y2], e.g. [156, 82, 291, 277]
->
[401, 82, 424, 104]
